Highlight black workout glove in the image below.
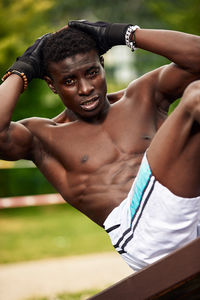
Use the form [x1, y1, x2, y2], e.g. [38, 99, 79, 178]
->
[6, 33, 52, 83]
[68, 20, 132, 55]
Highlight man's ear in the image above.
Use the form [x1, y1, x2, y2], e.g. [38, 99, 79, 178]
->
[100, 56, 104, 67]
[44, 76, 58, 94]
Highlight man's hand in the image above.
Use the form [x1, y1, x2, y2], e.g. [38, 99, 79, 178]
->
[6, 33, 52, 83]
[68, 20, 131, 54]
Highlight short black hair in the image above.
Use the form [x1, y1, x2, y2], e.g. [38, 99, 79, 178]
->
[42, 27, 99, 76]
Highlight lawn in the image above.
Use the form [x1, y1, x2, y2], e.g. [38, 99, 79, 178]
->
[25, 289, 100, 300]
[0, 203, 114, 264]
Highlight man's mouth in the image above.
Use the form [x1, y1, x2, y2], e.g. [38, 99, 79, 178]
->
[80, 96, 100, 111]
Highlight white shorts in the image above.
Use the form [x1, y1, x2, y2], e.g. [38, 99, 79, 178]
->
[103, 153, 200, 271]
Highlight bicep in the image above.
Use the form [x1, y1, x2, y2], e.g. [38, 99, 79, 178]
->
[0, 121, 33, 161]
[125, 64, 200, 110]
[157, 63, 200, 103]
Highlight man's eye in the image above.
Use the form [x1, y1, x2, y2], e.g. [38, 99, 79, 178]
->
[88, 69, 99, 77]
[65, 78, 75, 86]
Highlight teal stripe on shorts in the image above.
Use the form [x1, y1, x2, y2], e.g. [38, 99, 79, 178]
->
[130, 156, 152, 219]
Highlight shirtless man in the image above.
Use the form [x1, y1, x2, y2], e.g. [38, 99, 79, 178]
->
[0, 21, 200, 271]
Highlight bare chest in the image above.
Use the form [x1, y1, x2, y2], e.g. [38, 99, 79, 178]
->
[29, 103, 162, 224]
[39, 110, 157, 174]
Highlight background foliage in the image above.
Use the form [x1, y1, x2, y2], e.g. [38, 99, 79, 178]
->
[0, 0, 199, 196]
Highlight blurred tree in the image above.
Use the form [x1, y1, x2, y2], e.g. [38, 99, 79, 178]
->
[46, 0, 164, 29]
[0, 0, 54, 72]
[147, 0, 200, 34]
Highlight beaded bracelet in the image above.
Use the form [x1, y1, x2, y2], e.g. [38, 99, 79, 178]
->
[125, 25, 140, 52]
[2, 70, 28, 91]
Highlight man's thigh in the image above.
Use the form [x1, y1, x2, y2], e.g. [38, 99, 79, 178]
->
[147, 101, 200, 198]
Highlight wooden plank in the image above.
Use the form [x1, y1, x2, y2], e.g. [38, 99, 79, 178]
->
[89, 237, 200, 300]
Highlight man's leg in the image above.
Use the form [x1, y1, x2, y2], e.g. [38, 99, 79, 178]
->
[147, 80, 200, 198]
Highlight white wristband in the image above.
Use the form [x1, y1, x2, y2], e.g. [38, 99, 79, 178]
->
[125, 25, 140, 51]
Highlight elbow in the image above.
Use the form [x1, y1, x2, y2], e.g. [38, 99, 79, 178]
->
[186, 38, 200, 74]
[187, 59, 200, 75]
[0, 122, 10, 143]
[0, 116, 11, 134]
[182, 80, 200, 123]
[0, 130, 8, 144]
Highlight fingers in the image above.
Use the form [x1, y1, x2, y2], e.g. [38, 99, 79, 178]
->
[56, 25, 69, 33]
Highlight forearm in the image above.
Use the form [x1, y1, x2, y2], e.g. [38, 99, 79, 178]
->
[0, 32, 51, 134]
[0, 75, 23, 132]
[135, 29, 200, 73]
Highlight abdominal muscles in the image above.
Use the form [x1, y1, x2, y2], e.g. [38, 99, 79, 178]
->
[65, 152, 143, 226]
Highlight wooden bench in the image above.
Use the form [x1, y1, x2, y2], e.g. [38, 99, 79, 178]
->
[89, 237, 200, 299]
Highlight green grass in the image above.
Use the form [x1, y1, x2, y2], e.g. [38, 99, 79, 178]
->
[25, 289, 100, 300]
[0, 203, 114, 264]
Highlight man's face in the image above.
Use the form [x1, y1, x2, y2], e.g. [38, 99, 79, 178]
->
[46, 50, 108, 120]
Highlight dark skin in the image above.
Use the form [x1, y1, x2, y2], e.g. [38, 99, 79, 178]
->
[0, 28, 200, 227]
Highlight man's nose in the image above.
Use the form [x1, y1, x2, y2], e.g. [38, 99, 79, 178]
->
[78, 78, 94, 95]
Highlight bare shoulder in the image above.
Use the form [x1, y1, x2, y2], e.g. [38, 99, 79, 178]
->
[125, 67, 163, 99]
[126, 62, 200, 110]
[107, 89, 126, 104]
[16, 117, 56, 160]
[19, 116, 57, 131]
